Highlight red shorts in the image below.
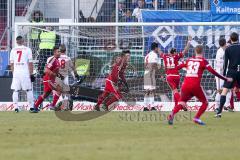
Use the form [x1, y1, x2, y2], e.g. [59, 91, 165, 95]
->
[180, 83, 207, 103]
[166, 75, 180, 90]
[105, 79, 122, 99]
[43, 79, 55, 93]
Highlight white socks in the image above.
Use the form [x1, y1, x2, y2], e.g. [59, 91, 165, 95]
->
[13, 90, 34, 110]
[144, 95, 150, 107]
[225, 91, 232, 107]
[12, 91, 19, 109]
[215, 92, 220, 107]
[144, 94, 155, 107]
[27, 90, 34, 108]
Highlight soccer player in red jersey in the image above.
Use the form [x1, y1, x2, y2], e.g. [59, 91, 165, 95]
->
[94, 50, 130, 111]
[30, 46, 63, 113]
[160, 37, 192, 107]
[167, 45, 232, 125]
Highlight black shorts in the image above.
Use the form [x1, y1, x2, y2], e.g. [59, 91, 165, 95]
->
[223, 70, 240, 89]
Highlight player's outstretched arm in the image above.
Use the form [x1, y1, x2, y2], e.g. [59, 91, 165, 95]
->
[176, 62, 186, 71]
[206, 65, 229, 81]
[182, 36, 192, 55]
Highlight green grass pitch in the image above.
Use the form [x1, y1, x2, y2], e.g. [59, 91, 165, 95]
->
[0, 111, 240, 160]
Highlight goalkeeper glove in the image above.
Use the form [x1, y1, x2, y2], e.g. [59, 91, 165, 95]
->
[75, 73, 80, 81]
[30, 74, 36, 82]
[77, 75, 86, 84]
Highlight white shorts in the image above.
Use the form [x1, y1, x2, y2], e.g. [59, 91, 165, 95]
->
[216, 77, 224, 90]
[11, 76, 32, 91]
[144, 70, 156, 90]
[63, 76, 69, 85]
[55, 77, 70, 93]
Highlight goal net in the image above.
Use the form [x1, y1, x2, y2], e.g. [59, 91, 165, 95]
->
[14, 22, 239, 103]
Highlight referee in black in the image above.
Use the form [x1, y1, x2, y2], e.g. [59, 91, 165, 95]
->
[215, 32, 240, 118]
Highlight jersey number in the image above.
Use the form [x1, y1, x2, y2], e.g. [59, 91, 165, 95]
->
[187, 61, 200, 74]
[60, 59, 66, 69]
[166, 57, 175, 68]
[17, 50, 22, 62]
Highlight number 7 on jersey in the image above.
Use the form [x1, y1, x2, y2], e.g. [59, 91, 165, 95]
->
[17, 50, 22, 62]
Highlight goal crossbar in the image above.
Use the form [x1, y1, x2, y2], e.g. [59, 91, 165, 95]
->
[15, 22, 240, 27]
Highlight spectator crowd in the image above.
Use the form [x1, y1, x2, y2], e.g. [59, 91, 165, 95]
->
[76, 0, 209, 23]
[118, 0, 208, 22]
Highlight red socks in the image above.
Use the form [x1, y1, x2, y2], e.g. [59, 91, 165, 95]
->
[34, 96, 44, 108]
[195, 103, 208, 119]
[172, 104, 183, 117]
[97, 92, 109, 106]
[230, 92, 234, 109]
[173, 92, 180, 106]
[236, 90, 240, 101]
[34, 93, 60, 109]
[52, 93, 60, 107]
[106, 96, 119, 107]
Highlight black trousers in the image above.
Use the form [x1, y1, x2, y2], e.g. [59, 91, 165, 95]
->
[37, 49, 53, 77]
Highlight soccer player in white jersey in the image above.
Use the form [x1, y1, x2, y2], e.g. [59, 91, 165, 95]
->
[215, 38, 233, 111]
[143, 42, 160, 111]
[58, 44, 80, 85]
[10, 36, 35, 112]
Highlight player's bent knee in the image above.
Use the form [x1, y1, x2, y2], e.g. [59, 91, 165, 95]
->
[172, 89, 178, 94]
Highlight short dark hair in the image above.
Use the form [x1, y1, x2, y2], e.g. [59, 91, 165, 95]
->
[195, 45, 203, 54]
[219, 38, 226, 47]
[230, 32, 239, 42]
[53, 46, 59, 51]
[151, 42, 158, 50]
[16, 36, 23, 41]
[122, 50, 130, 54]
[120, 50, 131, 57]
[170, 48, 176, 54]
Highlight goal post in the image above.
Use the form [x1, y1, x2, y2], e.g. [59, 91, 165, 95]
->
[14, 22, 240, 103]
